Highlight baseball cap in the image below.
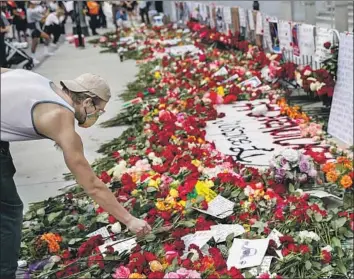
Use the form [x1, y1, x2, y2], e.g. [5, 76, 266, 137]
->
[60, 73, 111, 102]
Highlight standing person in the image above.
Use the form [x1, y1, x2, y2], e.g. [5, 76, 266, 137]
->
[43, 8, 64, 45]
[27, 1, 52, 64]
[57, 1, 67, 34]
[154, 1, 163, 14]
[98, 1, 107, 28]
[0, 67, 152, 279]
[86, 1, 100, 35]
[8, 1, 28, 43]
[253, 1, 260, 11]
[138, 1, 149, 25]
[0, 4, 10, 67]
[64, 0, 74, 23]
[123, 1, 137, 26]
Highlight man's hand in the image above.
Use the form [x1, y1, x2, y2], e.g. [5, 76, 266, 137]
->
[126, 216, 152, 237]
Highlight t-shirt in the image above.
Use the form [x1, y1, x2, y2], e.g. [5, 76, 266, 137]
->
[64, 1, 74, 12]
[138, 1, 146, 9]
[45, 12, 59, 26]
[26, 6, 43, 24]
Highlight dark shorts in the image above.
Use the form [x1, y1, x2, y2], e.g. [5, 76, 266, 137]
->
[31, 28, 41, 38]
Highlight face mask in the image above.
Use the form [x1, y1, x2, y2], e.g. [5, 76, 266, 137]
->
[78, 108, 99, 128]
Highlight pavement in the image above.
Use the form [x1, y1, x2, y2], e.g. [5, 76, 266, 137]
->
[10, 26, 137, 213]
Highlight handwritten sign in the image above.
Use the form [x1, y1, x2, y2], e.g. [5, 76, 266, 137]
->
[99, 238, 136, 256]
[255, 12, 263, 35]
[227, 238, 269, 269]
[248, 10, 255, 31]
[245, 256, 273, 277]
[279, 21, 292, 51]
[211, 224, 245, 243]
[328, 33, 354, 145]
[299, 24, 315, 56]
[239, 76, 262, 88]
[205, 101, 317, 166]
[181, 230, 215, 251]
[315, 27, 334, 62]
[195, 195, 235, 219]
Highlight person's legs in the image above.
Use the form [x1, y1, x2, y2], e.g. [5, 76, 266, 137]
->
[144, 8, 150, 25]
[52, 24, 61, 44]
[31, 29, 40, 55]
[0, 144, 23, 279]
[0, 35, 6, 67]
[89, 15, 98, 35]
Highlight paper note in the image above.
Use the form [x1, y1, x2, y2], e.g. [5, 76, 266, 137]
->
[299, 24, 315, 56]
[213, 66, 228, 77]
[278, 21, 292, 51]
[195, 195, 235, 219]
[267, 229, 283, 248]
[211, 224, 245, 243]
[239, 77, 262, 88]
[328, 33, 354, 145]
[246, 256, 273, 276]
[223, 7, 232, 25]
[239, 8, 247, 28]
[181, 230, 216, 251]
[223, 73, 239, 84]
[305, 190, 342, 200]
[315, 27, 334, 62]
[255, 12, 263, 35]
[99, 238, 137, 256]
[227, 238, 269, 269]
[87, 227, 113, 243]
[248, 10, 255, 31]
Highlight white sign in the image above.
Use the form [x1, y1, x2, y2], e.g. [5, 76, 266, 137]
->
[239, 76, 262, 88]
[165, 45, 200, 56]
[248, 10, 255, 31]
[227, 239, 269, 269]
[194, 195, 235, 219]
[278, 21, 292, 51]
[246, 256, 273, 277]
[205, 101, 317, 166]
[99, 238, 137, 256]
[255, 12, 263, 35]
[213, 66, 229, 77]
[223, 73, 239, 84]
[211, 224, 245, 243]
[181, 230, 215, 251]
[223, 7, 232, 25]
[299, 24, 315, 56]
[315, 27, 334, 62]
[239, 7, 247, 28]
[328, 33, 354, 145]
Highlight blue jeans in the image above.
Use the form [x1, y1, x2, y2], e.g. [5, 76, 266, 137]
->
[0, 142, 23, 279]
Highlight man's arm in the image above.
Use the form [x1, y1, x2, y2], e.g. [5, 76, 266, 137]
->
[1, 68, 12, 74]
[34, 105, 151, 235]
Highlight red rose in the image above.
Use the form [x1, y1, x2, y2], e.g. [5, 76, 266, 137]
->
[223, 94, 238, 104]
[61, 250, 71, 260]
[108, 215, 116, 224]
[99, 171, 111, 184]
[299, 244, 310, 254]
[144, 251, 157, 262]
[148, 272, 165, 279]
[136, 92, 145, 99]
[323, 42, 331, 49]
[321, 250, 332, 264]
[77, 224, 85, 231]
[259, 273, 271, 279]
[200, 200, 208, 210]
[88, 254, 104, 269]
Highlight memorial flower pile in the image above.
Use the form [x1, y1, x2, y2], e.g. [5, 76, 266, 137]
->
[21, 21, 354, 279]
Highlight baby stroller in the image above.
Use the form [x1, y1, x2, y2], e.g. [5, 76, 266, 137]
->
[5, 38, 34, 70]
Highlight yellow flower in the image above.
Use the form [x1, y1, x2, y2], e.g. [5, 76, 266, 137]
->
[326, 171, 339, 183]
[154, 71, 161, 79]
[153, 109, 159, 115]
[178, 200, 186, 207]
[243, 224, 251, 232]
[158, 104, 166, 109]
[169, 188, 179, 198]
[195, 181, 217, 202]
[217, 86, 225, 97]
[149, 260, 164, 272]
[155, 201, 167, 211]
[192, 160, 201, 167]
[340, 175, 353, 189]
[197, 138, 205, 144]
[148, 179, 159, 188]
[131, 190, 139, 196]
[129, 274, 146, 279]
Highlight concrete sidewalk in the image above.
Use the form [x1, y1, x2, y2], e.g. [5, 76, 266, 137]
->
[11, 35, 137, 212]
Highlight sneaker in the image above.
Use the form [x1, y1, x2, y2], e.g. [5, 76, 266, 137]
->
[43, 49, 55, 56]
[50, 43, 57, 47]
[32, 58, 40, 65]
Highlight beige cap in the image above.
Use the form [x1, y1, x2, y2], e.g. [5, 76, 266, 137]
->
[60, 73, 111, 102]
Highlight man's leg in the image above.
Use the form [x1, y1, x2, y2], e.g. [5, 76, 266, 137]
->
[0, 146, 23, 279]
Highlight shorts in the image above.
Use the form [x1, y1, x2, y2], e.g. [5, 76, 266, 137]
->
[31, 29, 41, 39]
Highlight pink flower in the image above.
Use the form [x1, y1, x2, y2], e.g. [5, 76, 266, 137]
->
[164, 272, 180, 279]
[176, 268, 201, 279]
[113, 266, 131, 279]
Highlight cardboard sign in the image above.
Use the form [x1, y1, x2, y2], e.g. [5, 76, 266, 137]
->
[231, 7, 240, 35]
[299, 24, 315, 56]
[328, 33, 354, 145]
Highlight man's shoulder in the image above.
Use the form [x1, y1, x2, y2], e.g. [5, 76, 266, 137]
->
[34, 102, 75, 125]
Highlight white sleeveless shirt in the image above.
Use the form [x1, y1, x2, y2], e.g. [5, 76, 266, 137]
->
[1, 69, 75, 142]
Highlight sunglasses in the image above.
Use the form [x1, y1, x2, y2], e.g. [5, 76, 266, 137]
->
[92, 102, 106, 116]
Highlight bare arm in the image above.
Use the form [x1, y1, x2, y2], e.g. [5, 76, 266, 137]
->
[1, 68, 12, 74]
[34, 106, 151, 234]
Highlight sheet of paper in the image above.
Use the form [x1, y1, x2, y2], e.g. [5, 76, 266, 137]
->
[305, 190, 342, 200]
[239, 7, 247, 27]
[299, 24, 315, 56]
[87, 227, 113, 243]
[195, 195, 235, 219]
[328, 33, 354, 145]
[213, 66, 228, 77]
[267, 229, 283, 248]
[246, 10, 254, 31]
[222, 73, 239, 84]
[211, 224, 245, 243]
[239, 77, 262, 88]
[315, 27, 334, 62]
[255, 12, 263, 35]
[223, 7, 232, 25]
[245, 256, 273, 277]
[181, 230, 216, 251]
[278, 21, 292, 51]
[227, 238, 269, 269]
[99, 238, 137, 256]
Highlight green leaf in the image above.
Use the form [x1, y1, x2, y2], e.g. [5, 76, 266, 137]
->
[344, 230, 354, 238]
[336, 260, 347, 275]
[335, 217, 347, 228]
[144, 233, 156, 242]
[321, 265, 334, 273]
[289, 184, 295, 193]
[332, 237, 342, 248]
[230, 190, 240, 198]
[36, 208, 46, 217]
[179, 220, 196, 228]
[47, 211, 62, 224]
[305, 260, 312, 270]
[68, 238, 83, 246]
[226, 233, 235, 249]
[96, 212, 109, 224]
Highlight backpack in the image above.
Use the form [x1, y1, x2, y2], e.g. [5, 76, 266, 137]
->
[87, 1, 99, 15]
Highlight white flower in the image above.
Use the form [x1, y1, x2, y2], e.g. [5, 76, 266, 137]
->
[148, 152, 156, 160]
[299, 230, 320, 243]
[152, 157, 163, 166]
[244, 186, 255, 197]
[189, 249, 200, 262]
[281, 149, 299, 162]
[252, 104, 268, 116]
[322, 245, 333, 252]
[111, 222, 122, 234]
[304, 70, 312, 76]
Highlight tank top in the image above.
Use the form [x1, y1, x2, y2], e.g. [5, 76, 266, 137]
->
[1, 69, 75, 142]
